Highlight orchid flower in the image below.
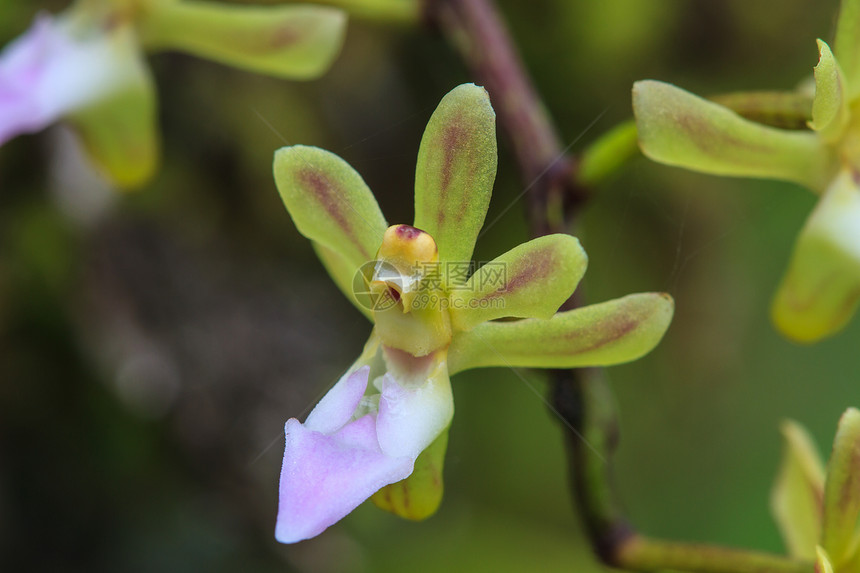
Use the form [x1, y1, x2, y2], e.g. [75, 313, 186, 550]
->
[0, 0, 346, 188]
[632, 0, 860, 343]
[771, 408, 860, 572]
[272, 83, 675, 543]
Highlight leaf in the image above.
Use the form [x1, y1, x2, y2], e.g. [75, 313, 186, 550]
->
[141, 1, 346, 80]
[274, 145, 388, 285]
[771, 169, 860, 343]
[810, 41, 849, 143]
[372, 428, 449, 521]
[448, 234, 587, 331]
[821, 408, 860, 566]
[835, 0, 860, 99]
[770, 420, 826, 560]
[447, 292, 673, 374]
[633, 80, 835, 192]
[413, 83, 498, 263]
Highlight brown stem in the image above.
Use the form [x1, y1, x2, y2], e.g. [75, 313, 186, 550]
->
[552, 367, 630, 560]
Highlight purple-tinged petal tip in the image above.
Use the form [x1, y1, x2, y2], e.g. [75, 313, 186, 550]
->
[276, 416, 412, 543]
[274, 350, 454, 543]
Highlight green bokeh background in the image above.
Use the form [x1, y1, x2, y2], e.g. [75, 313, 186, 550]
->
[0, 0, 855, 571]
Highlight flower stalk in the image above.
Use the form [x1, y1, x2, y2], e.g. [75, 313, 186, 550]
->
[554, 367, 814, 573]
[614, 536, 812, 573]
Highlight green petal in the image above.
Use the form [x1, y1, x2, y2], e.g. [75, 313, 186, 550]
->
[835, 0, 860, 99]
[371, 428, 448, 520]
[413, 83, 498, 263]
[66, 25, 158, 189]
[312, 243, 373, 320]
[273, 145, 388, 284]
[770, 420, 826, 560]
[141, 1, 346, 80]
[447, 292, 673, 374]
[633, 80, 835, 192]
[821, 408, 860, 566]
[448, 234, 587, 332]
[810, 41, 849, 143]
[772, 169, 860, 343]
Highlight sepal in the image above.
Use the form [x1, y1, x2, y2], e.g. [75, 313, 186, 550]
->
[273, 145, 388, 284]
[448, 292, 674, 374]
[413, 83, 497, 263]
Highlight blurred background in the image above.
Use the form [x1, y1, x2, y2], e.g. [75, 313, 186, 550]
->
[0, 0, 855, 571]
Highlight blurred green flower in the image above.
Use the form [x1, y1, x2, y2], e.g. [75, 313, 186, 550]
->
[632, 0, 860, 343]
[0, 0, 346, 188]
[272, 83, 675, 543]
[772, 408, 860, 572]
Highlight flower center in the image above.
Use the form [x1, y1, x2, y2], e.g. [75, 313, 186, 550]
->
[370, 225, 452, 357]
